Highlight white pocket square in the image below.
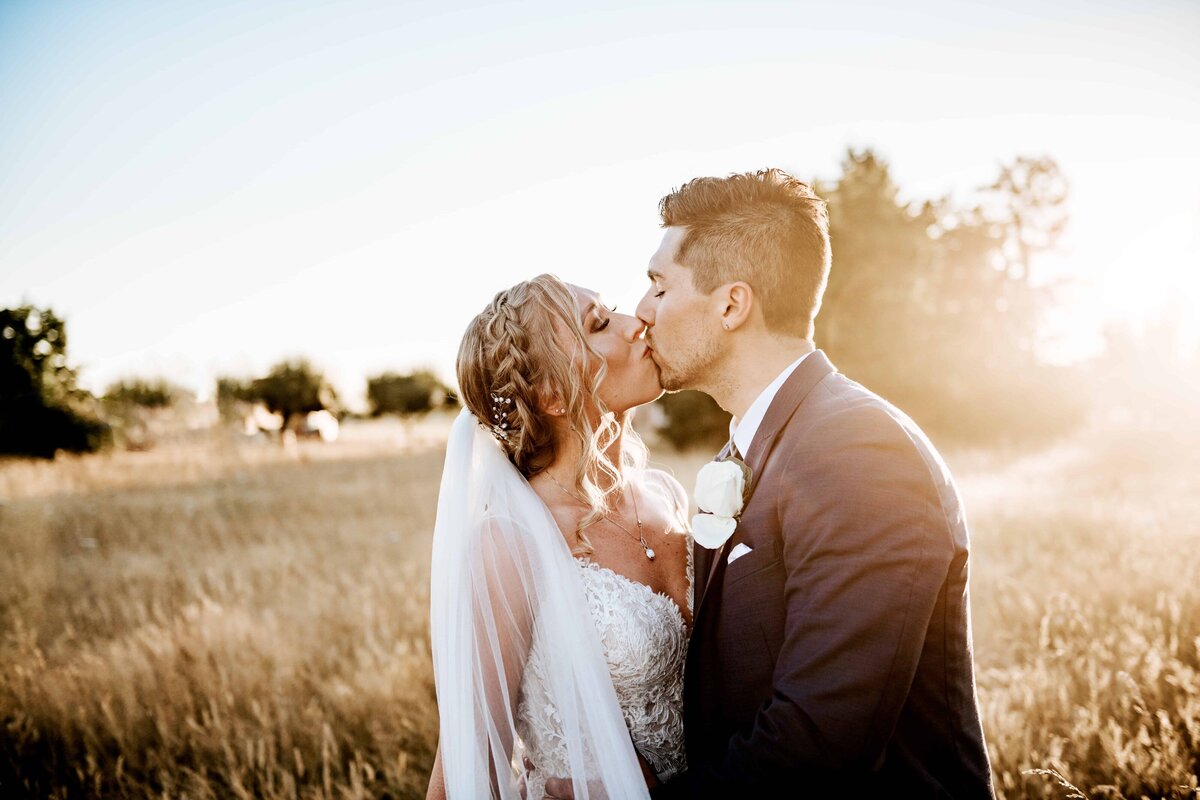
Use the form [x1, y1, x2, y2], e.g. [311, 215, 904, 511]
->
[727, 542, 753, 564]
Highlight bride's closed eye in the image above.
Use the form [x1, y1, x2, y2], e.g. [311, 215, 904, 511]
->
[593, 305, 618, 332]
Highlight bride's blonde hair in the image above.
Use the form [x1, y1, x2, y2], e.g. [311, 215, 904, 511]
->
[456, 274, 648, 555]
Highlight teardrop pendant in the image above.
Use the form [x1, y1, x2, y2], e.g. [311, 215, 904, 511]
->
[641, 535, 656, 561]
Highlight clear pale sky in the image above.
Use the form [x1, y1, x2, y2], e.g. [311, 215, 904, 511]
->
[2, 0, 1197, 406]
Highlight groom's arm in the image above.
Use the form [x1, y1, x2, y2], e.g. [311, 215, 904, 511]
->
[658, 406, 956, 797]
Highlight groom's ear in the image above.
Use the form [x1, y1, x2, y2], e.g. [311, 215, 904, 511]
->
[717, 281, 754, 332]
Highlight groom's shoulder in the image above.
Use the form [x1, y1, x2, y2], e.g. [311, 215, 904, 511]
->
[798, 371, 910, 436]
[785, 372, 937, 471]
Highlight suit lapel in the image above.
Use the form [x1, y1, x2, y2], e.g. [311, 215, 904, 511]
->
[693, 350, 837, 614]
[741, 350, 836, 500]
[692, 540, 714, 606]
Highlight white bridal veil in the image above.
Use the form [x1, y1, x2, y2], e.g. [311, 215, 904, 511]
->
[430, 409, 649, 799]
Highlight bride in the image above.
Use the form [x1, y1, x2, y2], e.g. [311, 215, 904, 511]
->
[425, 274, 693, 799]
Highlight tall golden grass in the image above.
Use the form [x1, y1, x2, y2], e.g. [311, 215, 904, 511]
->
[2, 414, 1198, 798]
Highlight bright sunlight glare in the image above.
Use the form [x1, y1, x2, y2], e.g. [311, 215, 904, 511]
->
[1101, 212, 1200, 339]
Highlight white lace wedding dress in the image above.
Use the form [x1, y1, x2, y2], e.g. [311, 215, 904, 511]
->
[517, 547, 693, 798]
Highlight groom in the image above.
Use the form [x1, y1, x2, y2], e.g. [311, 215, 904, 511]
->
[636, 169, 995, 797]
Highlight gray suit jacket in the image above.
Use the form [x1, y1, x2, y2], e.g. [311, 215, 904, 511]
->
[654, 351, 995, 798]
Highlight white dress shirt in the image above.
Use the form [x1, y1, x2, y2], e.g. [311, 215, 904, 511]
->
[729, 349, 814, 458]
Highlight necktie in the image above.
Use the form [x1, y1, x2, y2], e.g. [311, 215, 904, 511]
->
[719, 434, 742, 463]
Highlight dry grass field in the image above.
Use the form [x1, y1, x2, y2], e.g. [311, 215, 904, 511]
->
[2, 411, 1198, 799]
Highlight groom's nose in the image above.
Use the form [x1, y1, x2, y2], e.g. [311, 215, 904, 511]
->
[635, 290, 655, 327]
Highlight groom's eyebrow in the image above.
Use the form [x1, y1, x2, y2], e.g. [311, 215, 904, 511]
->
[647, 268, 663, 281]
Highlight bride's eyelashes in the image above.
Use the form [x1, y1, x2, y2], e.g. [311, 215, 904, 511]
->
[591, 305, 618, 333]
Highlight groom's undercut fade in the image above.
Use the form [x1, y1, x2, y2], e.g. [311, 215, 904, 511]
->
[659, 168, 830, 339]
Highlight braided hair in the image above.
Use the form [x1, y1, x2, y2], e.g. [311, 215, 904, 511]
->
[456, 274, 647, 554]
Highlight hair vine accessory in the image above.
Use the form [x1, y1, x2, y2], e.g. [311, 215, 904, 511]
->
[489, 392, 512, 441]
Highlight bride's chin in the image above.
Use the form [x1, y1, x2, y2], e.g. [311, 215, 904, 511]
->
[607, 388, 663, 417]
[635, 383, 665, 409]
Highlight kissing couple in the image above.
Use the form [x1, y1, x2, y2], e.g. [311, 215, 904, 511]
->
[425, 169, 995, 799]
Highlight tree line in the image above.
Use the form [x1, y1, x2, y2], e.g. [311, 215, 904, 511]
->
[4, 147, 1130, 458]
[216, 363, 458, 432]
[0, 337, 459, 457]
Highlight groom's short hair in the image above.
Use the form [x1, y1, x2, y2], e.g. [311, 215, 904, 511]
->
[659, 168, 830, 339]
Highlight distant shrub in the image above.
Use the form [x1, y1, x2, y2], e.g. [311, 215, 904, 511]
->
[0, 401, 110, 459]
[104, 378, 190, 409]
[215, 376, 257, 422]
[366, 370, 456, 417]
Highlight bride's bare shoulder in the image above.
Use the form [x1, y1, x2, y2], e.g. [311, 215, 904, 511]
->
[642, 468, 689, 519]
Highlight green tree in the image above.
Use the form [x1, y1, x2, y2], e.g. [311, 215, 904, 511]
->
[815, 149, 1082, 443]
[251, 360, 340, 432]
[366, 370, 456, 417]
[0, 305, 108, 458]
[817, 150, 935, 373]
[653, 390, 730, 450]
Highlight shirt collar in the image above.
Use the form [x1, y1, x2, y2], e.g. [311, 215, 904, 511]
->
[729, 348, 814, 458]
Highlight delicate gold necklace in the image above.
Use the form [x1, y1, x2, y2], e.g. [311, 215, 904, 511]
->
[544, 472, 656, 561]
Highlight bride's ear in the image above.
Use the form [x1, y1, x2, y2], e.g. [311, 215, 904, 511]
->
[717, 281, 754, 332]
[537, 385, 568, 417]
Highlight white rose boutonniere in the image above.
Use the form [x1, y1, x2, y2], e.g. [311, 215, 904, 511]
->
[691, 457, 753, 549]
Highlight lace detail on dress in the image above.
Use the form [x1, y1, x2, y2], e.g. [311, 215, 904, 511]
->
[685, 538, 694, 622]
[516, 543, 692, 796]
